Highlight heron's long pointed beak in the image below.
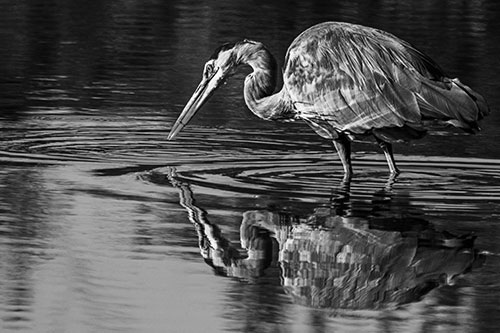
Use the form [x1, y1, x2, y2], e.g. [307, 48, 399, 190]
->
[168, 72, 221, 140]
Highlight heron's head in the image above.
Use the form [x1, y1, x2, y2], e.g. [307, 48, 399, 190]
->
[168, 40, 268, 140]
[167, 42, 244, 140]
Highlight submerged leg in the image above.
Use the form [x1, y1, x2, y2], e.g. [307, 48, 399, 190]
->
[376, 138, 400, 175]
[333, 134, 353, 177]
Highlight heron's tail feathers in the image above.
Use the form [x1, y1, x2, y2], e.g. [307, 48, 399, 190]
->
[416, 78, 489, 132]
[455, 79, 490, 116]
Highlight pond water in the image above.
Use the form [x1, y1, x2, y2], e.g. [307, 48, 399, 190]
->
[1, 0, 500, 332]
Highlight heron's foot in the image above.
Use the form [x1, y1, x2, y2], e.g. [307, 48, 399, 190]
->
[389, 167, 400, 176]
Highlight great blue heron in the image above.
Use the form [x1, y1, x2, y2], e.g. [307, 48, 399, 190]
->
[168, 22, 489, 176]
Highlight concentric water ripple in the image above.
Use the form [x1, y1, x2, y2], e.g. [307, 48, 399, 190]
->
[2, 115, 500, 210]
[2, 112, 499, 236]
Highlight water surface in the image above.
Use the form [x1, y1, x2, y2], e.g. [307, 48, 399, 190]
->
[1, 1, 500, 332]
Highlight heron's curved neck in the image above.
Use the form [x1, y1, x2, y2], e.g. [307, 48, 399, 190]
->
[235, 43, 293, 120]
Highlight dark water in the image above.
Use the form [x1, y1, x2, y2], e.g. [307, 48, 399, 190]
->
[1, 0, 500, 332]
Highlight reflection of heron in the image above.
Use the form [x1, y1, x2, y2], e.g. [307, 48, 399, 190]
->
[165, 167, 484, 310]
[168, 22, 489, 176]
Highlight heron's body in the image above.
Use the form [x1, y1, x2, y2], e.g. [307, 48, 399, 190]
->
[168, 22, 489, 176]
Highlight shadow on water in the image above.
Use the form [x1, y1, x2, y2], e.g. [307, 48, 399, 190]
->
[150, 166, 485, 311]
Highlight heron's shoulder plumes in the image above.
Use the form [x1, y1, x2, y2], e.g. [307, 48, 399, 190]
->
[285, 22, 446, 85]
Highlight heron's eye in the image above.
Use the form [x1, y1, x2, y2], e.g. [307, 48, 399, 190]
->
[205, 63, 215, 77]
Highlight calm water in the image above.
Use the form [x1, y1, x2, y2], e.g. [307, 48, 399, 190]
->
[1, 0, 500, 332]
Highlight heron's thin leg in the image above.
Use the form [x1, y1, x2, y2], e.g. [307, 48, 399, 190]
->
[376, 139, 400, 175]
[333, 135, 353, 177]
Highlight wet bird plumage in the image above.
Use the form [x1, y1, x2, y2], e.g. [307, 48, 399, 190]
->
[168, 22, 489, 176]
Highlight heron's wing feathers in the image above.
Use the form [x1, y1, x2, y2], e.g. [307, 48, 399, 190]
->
[416, 78, 489, 130]
[283, 22, 488, 139]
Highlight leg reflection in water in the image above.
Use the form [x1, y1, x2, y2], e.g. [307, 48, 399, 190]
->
[166, 167, 484, 310]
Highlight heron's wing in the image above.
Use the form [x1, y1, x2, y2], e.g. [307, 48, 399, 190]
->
[283, 22, 488, 139]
